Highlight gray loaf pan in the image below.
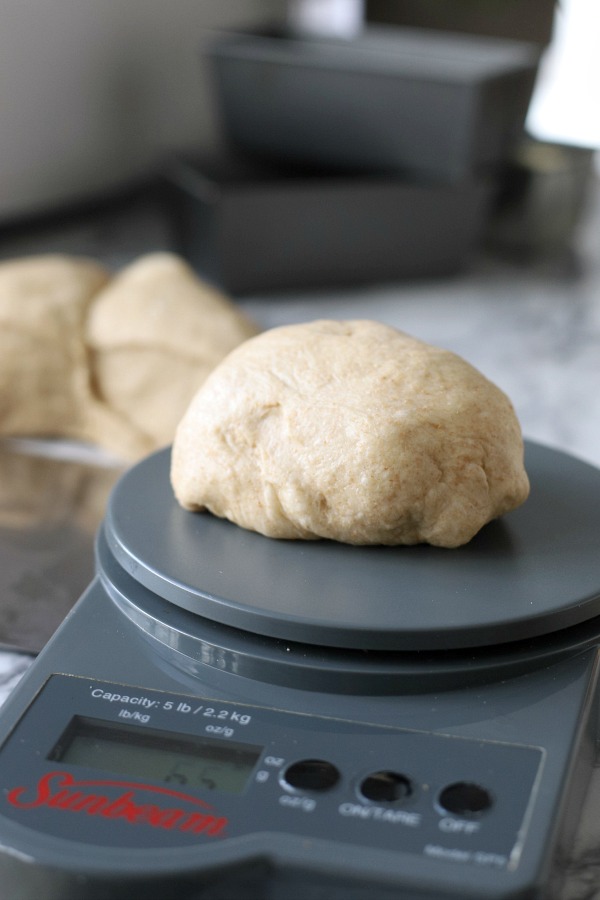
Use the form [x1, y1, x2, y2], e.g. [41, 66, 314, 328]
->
[164, 152, 492, 294]
[205, 25, 541, 181]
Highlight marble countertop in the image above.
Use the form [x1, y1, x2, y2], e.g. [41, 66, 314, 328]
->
[0, 171, 599, 897]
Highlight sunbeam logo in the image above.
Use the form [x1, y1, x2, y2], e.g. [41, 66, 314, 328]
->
[6, 771, 228, 837]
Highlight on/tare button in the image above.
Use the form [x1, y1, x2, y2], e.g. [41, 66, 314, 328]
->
[283, 759, 340, 792]
[360, 771, 413, 804]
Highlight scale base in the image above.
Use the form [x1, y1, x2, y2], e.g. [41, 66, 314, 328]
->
[0, 581, 597, 900]
[0, 441, 599, 898]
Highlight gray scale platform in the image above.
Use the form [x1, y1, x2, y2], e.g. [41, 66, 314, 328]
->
[103, 442, 600, 654]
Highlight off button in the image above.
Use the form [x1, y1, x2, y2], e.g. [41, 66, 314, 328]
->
[438, 781, 493, 817]
[282, 759, 340, 793]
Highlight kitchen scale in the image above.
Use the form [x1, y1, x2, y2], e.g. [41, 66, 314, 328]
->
[1, 440, 599, 900]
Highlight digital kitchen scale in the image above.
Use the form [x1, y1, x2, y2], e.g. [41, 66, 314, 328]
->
[0, 440, 599, 900]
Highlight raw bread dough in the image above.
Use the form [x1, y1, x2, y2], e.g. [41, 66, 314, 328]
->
[0, 254, 173, 459]
[86, 253, 258, 452]
[0, 254, 117, 442]
[0, 252, 258, 461]
[171, 319, 530, 547]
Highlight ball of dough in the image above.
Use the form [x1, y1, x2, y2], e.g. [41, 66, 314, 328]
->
[86, 253, 258, 452]
[0, 254, 109, 438]
[171, 320, 530, 548]
[0, 254, 168, 460]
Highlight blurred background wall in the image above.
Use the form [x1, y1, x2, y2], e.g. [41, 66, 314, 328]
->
[0, 0, 280, 221]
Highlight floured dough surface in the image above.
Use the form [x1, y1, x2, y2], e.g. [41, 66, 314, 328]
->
[0, 254, 110, 439]
[86, 253, 258, 450]
[171, 319, 530, 548]
[0, 252, 258, 461]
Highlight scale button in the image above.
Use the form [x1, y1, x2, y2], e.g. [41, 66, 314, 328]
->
[283, 759, 340, 792]
[359, 771, 413, 804]
[438, 781, 493, 817]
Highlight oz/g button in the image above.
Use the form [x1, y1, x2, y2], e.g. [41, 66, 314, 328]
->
[282, 759, 340, 793]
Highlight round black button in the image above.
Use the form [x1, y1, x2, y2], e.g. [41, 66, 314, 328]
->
[283, 759, 340, 792]
[438, 782, 493, 817]
[360, 771, 413, 804]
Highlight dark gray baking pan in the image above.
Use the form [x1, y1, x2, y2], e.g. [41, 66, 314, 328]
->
[205, 25, 540, 181]
[164, 152, 493, 294]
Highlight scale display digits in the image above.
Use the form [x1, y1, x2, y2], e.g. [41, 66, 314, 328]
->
[48, 716, 263, 795]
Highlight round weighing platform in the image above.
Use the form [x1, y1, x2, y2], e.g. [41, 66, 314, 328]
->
[102, 442, 600, 655]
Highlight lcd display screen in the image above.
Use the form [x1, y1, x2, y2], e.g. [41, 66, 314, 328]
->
[48, 717, 263, 794]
